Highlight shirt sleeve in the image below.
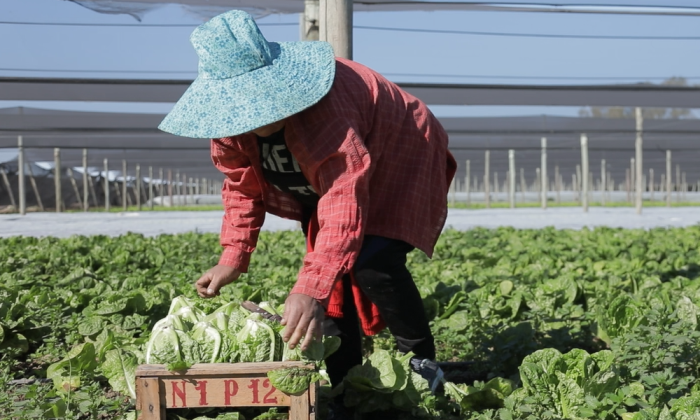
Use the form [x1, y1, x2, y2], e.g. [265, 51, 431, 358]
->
[289, 125, 371, 301]
[210, 137, 266, 272]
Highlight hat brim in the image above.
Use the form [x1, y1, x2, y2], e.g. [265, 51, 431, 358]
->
[159, 41, 335, 139]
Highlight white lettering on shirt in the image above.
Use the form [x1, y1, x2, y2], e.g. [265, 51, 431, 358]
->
[271, 145, 294, 173]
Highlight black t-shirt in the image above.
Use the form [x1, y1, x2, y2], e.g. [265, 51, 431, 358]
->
[256, 128, 320, 210]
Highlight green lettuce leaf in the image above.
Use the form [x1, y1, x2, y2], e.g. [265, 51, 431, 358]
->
[267, 367, 322, 394]
[102, 348, 138, 399]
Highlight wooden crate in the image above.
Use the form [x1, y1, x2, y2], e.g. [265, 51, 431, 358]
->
[135, 361, 318, 420]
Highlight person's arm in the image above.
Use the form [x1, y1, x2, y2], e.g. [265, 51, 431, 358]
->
[196, 137, 266, 298]
[282, 124, 371, 349]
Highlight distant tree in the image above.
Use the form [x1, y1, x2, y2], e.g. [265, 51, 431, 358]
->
[579, 77, 695, 119]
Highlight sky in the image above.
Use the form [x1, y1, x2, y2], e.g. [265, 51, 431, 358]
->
[1, 0, 699, 117]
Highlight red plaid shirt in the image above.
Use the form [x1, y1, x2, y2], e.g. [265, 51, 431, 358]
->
[211, 58, 456, 301]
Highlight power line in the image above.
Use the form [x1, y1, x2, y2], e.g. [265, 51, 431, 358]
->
[0, 20, 296, 27]
[355, 25, 700, 40]
[384, 73, 700, 81]
[1, 67, 697, 82]
[0, 20, 698, 40]
[355, 1, 700, 16]
[0, 68, 196, 74]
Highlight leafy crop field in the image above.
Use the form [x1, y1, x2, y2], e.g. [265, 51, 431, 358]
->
[2, 226, 700, 419]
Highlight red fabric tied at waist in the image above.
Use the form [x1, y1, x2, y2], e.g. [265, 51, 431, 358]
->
[305, 213, 386, 336]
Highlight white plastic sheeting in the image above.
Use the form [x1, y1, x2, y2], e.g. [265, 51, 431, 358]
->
[68, 0, 700, 20]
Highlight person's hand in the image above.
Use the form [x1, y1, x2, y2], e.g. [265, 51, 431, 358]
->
[195, 265, 241, 298]
[281, 293, 325, 351]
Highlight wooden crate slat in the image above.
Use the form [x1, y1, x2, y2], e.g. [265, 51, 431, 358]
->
[309, 382, 317, 420]
[162, 376, 291, 408]
[136, 377, 165, 420]
[289, 389, 310, 420]
[136, 361, 312, 377]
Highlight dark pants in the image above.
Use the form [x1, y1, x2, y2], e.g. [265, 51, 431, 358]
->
[322, 235, 436, 388]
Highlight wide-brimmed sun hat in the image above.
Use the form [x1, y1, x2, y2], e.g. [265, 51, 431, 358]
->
[159, 10, 336, 139]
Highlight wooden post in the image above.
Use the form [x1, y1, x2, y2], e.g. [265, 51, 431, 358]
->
[159, 168, 164, 205]
[319, 0, 353, 59]
[554, 165, 560, 205]
[88, 172, 99, 209]
[508, 150, 515, 208]
[465, 160, 471, 206]
[541, 137, 547, 209]
[581, 134, 589, 212]
[494, 172, 499, 197]
[676, 164, 681, 203]
[682, 172, 687, 202]
[168, 169, 173, 207]
[558, 174, 563, 205]
[189, 177, 194, 205]
[519, 167, 526, 202]
[661, 173, 666, 204]
[629, 158, 635, 204]
[625, 169, 631, 204]
[54, 148, 62, 212]
[149, 166, 154, 210]
[649, 168, 654, 202]
[136, 164, 142, 211]
[0, 168, 17, 209]
[18, 136, 26, 215]
[484, 150, 490, 208]
[175, 170, 181, 206]
[67, 168, 82, 209]
[601, 159, 606, 206]
[27, 161, 44, 212]
[182, 173, 188, 206]
[635, 107, 643, 214]
[535, 168, 541, 202]
[81, 149, 88, 211]
[575, 164, 582, 204]
[449, 178, 456, 206]
[122, 160, 128, 211]
[113, 171, 123, 205]
[104, 158, 110, 212]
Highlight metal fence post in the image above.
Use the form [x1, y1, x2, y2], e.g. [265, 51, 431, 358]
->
[581, 134, 589, 212]
[104, 158, 110, 212]
[635, 107, 643, 214]
[18, 136, 26, 215]
[54, 148, 62, 212]
[541, 137, 547, 209]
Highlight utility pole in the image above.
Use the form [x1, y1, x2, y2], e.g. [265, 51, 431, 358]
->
[301, 0, 319, 41]
[319, 0, 352, 59]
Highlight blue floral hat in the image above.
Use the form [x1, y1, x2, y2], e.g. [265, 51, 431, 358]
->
[159, 10, 336, 138]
